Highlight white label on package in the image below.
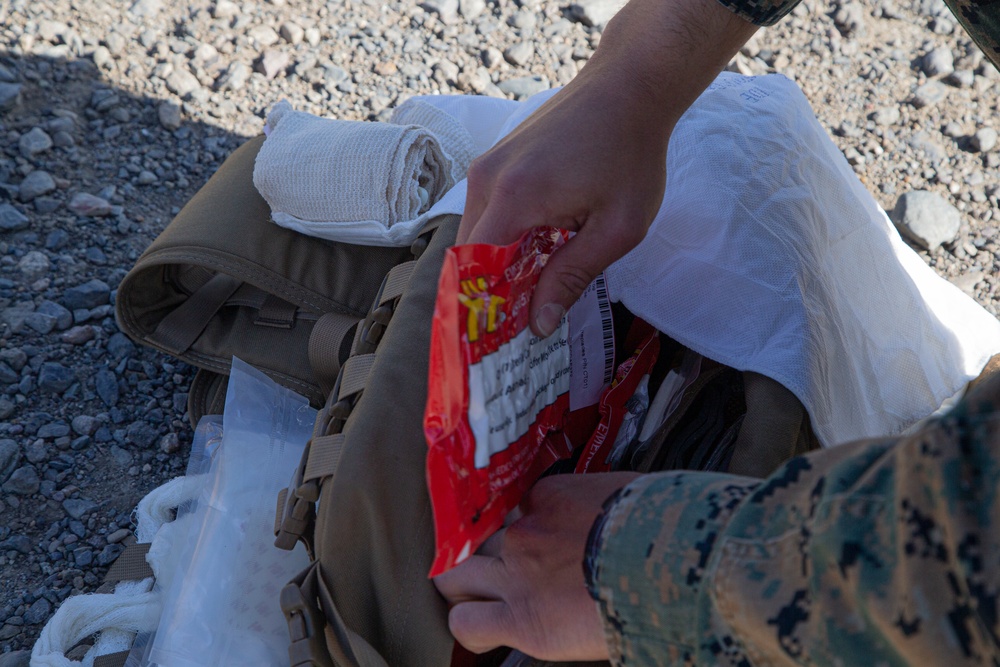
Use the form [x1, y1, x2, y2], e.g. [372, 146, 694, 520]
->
[468, 319, 570, 469]
[568, 273, 615, 411]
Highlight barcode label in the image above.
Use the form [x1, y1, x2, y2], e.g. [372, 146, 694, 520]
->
[568, 272, 615, 411]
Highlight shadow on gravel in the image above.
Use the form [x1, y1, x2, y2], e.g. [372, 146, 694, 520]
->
[0, 50, 252, 656]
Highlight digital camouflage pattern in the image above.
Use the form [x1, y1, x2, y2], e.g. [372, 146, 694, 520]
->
[586, 369, 1000, 666]
[719, 0, 1000, 72]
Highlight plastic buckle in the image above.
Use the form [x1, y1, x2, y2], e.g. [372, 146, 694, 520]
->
[275, 438, 316, 552]
[281, 583, 330, 667]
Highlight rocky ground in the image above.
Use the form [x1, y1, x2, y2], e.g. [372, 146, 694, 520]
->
[0, 0, 998, 662]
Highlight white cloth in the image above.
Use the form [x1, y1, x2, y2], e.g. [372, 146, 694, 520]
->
[417, 75, 1000, 446]
[254, 99, 462, 246]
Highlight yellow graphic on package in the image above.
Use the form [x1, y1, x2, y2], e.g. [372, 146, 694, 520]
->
[458, 277, 505, 343]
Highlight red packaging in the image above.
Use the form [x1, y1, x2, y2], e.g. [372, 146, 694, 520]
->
[424, 227, 576, 576]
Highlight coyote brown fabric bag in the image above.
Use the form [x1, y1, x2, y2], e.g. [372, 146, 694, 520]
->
[115, 136, 412, 418]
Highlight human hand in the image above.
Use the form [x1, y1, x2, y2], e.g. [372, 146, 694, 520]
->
[457, 0, 757, 337]
[432, 472, 641, 660]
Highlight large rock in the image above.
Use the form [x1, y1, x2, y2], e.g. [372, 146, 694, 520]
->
[62, 279, 111, 310]
[890, 190, 961, 250]
[18, 128, 52, 158]
[18, 170, 56, 201]
[3, 465, 40, 495]
[38, 362, 75, 394]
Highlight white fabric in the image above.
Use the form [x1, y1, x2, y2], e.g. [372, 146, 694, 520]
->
[418, 75, 1000, 446]
[254, 99, 467, 246]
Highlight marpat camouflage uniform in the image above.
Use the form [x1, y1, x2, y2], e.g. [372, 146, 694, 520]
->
[715, 0, 1000, 73]
[585, 368, 1000, 666]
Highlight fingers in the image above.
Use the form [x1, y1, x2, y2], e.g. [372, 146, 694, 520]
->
[530, 216, 645, 337]
[433, 554, 505, 602]
[448, 600, 515, 654]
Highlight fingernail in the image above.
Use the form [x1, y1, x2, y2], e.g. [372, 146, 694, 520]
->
[535, 303, 566, 337]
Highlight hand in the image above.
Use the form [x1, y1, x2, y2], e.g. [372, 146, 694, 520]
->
[457, 0, 757, 337]
[433, 472, 641, 660]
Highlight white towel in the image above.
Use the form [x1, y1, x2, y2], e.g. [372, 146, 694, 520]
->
[253, 100, 460, 246]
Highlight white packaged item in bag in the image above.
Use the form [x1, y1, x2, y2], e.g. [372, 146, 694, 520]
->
[145, 358, 315, 667]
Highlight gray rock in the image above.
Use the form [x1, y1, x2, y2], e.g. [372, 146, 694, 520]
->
[1, 304, 34, 333]
[0, 349, 27, 372]
[159, 432, 181, 454]
[62, 279, 111, 310]
[24, 441, 47, 464]
[504, 42, 535, 67]
[23, 598, 51, 625]
[126, 421, 158, 448]
[420, 0, 459, 22]
[158, 101, 182, 130]
[96, 368, 119, 407]
[0, 363, 17, 384]
[73, 547, 93, 567]
[0, 649, 29, 667]
[907, 131, 948, 162]
[834, 1, 866, 36]
[872, 106, 900, 126]
[18, 128, 52, 158]
[166, 68, 201, 98]
[215, 62, 251, 91]
[280, 21, 304, 44]
[38, 362, 75, 394]
[23, 312, 56, 334]
[107, 333, 136, 361]
[249, 25, 281, 47]
[890, 190, 962, 250]
[0, 204, 29, 232]
[912, 80, 948, 108]
[946, 69, 975, 88]
[0, 535, 31, 555]
[459, 0, 486, 18]
[0, 624, 20, 641]
[18, 171, 56, 202]
[63, 498, 97, 519]
[34, 196, 61, 214]
[137, 170, 157, 185]
[110, 444, 133, 466]
[45, 228, 68, 249]
[497, 75, 550, 99]
[256, 49, 290, 79]
[97, 543, 124, 566]
[129, 0, 163, 17]
[0, 439, 20, 482]
[213, 0, 240, 18]
[62, 325, 96, 345]
[3, 465, 39, 495]
[16, 251, 50, 282]
[922, 46, 954, 77]
[0, 399, 14, 420]
[568, 0, 624, 26]
[0, 83, 22, 112]
[72, 415, 99, 436]
[68, 192, 112, 217]
[37, 423, 69, 439]
[971, 127, 998, 153]
[37, 300, 72, 330]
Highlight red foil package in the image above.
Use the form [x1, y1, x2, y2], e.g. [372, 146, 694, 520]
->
[425, 227, 577, 576]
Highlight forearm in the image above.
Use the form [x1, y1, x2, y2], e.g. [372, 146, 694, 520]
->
[586, 374, 1000, 665]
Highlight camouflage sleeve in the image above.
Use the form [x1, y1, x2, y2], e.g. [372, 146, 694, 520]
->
[585, 372, 1000, 666]
[713, 0, 803, 27]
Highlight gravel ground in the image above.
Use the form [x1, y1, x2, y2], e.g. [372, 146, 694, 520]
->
[0, 0, 998, 661]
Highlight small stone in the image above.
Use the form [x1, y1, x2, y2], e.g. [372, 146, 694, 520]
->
[18, 171, 56, 202]
[62, 279, 110, 310]
[256, 49, 290, 79]
[833, 1, 866, 36]
[110, 444, 133, 467]
[911, 80, 948, 108]
[97, 543, 124, 566]
[23, 598, 52, 625]
[108, 528, 132, 544]
[92, 46, 113, 69]
[0, 400, 14, 420]
[215, 62, 251, 91]
[212, 0, 239, 19]
[0, 83, 22, 112]
[420, 0, 459, 22]
[3, 465, 39, 495]
[18, 128, 53, 159]
[107, 332, 136, 361]
[137, 170, 157, 185]
[0, 349, 26, 372]
[23, 312, 55, 334]
[17, 251, 50, 282]
[37, 300, 72, 330]
[159, 432, 181, 454]
[129, 0, 163, 17]
[73, 547, 93, 567]
[971, 127, 998, 153]
[280, 22, 304, 44]
[922, 46, 954, 77]
[946, 69, 975, 88]
[71, 415, 98, 436]
[568, 0, 623, 27]
[890, 190, 962, 250]
[0, 204, 29, 232]
[38, 362, 75, 394]
[304, 28, 321, 46]
[872, 106, 900, 126]
[249, 25, 281, 47]
[0, 439, 20, 482]
[0, 535, 31, 555]
[158, 101, 182, 130]
[0, 625, 20, 641]
[37, 423, 69, 439]
[504, 42, 535, 67]
[45, 229, 69, 249]
[0, 363, 17, 384]
[482, 47, 504, 69]
[24, 441, 46, 464]
[63, 498, 97, 519]
[459, 0, 486, 18]
[165, 68, 201, 97]
[34, 197, 61, 214]
[126, 421, 158, 448]
[68, 192, 112, 217]
[96, 368, 119, 407]
[497, 75, 550, 99]
[62, 325, 96, 345]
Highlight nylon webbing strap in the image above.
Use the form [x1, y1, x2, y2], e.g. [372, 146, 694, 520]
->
[149, 273, 242, 356]
[308, 313, 359, 396]
[255, 293, 299, 328]
[337, 353, 376, 401]
[275, 487, 289, 535]
[103, 542, 153, 585]
[93, 651, 130, 667]
[378, 260, 416, 307]
[303, 433, 346, 484]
